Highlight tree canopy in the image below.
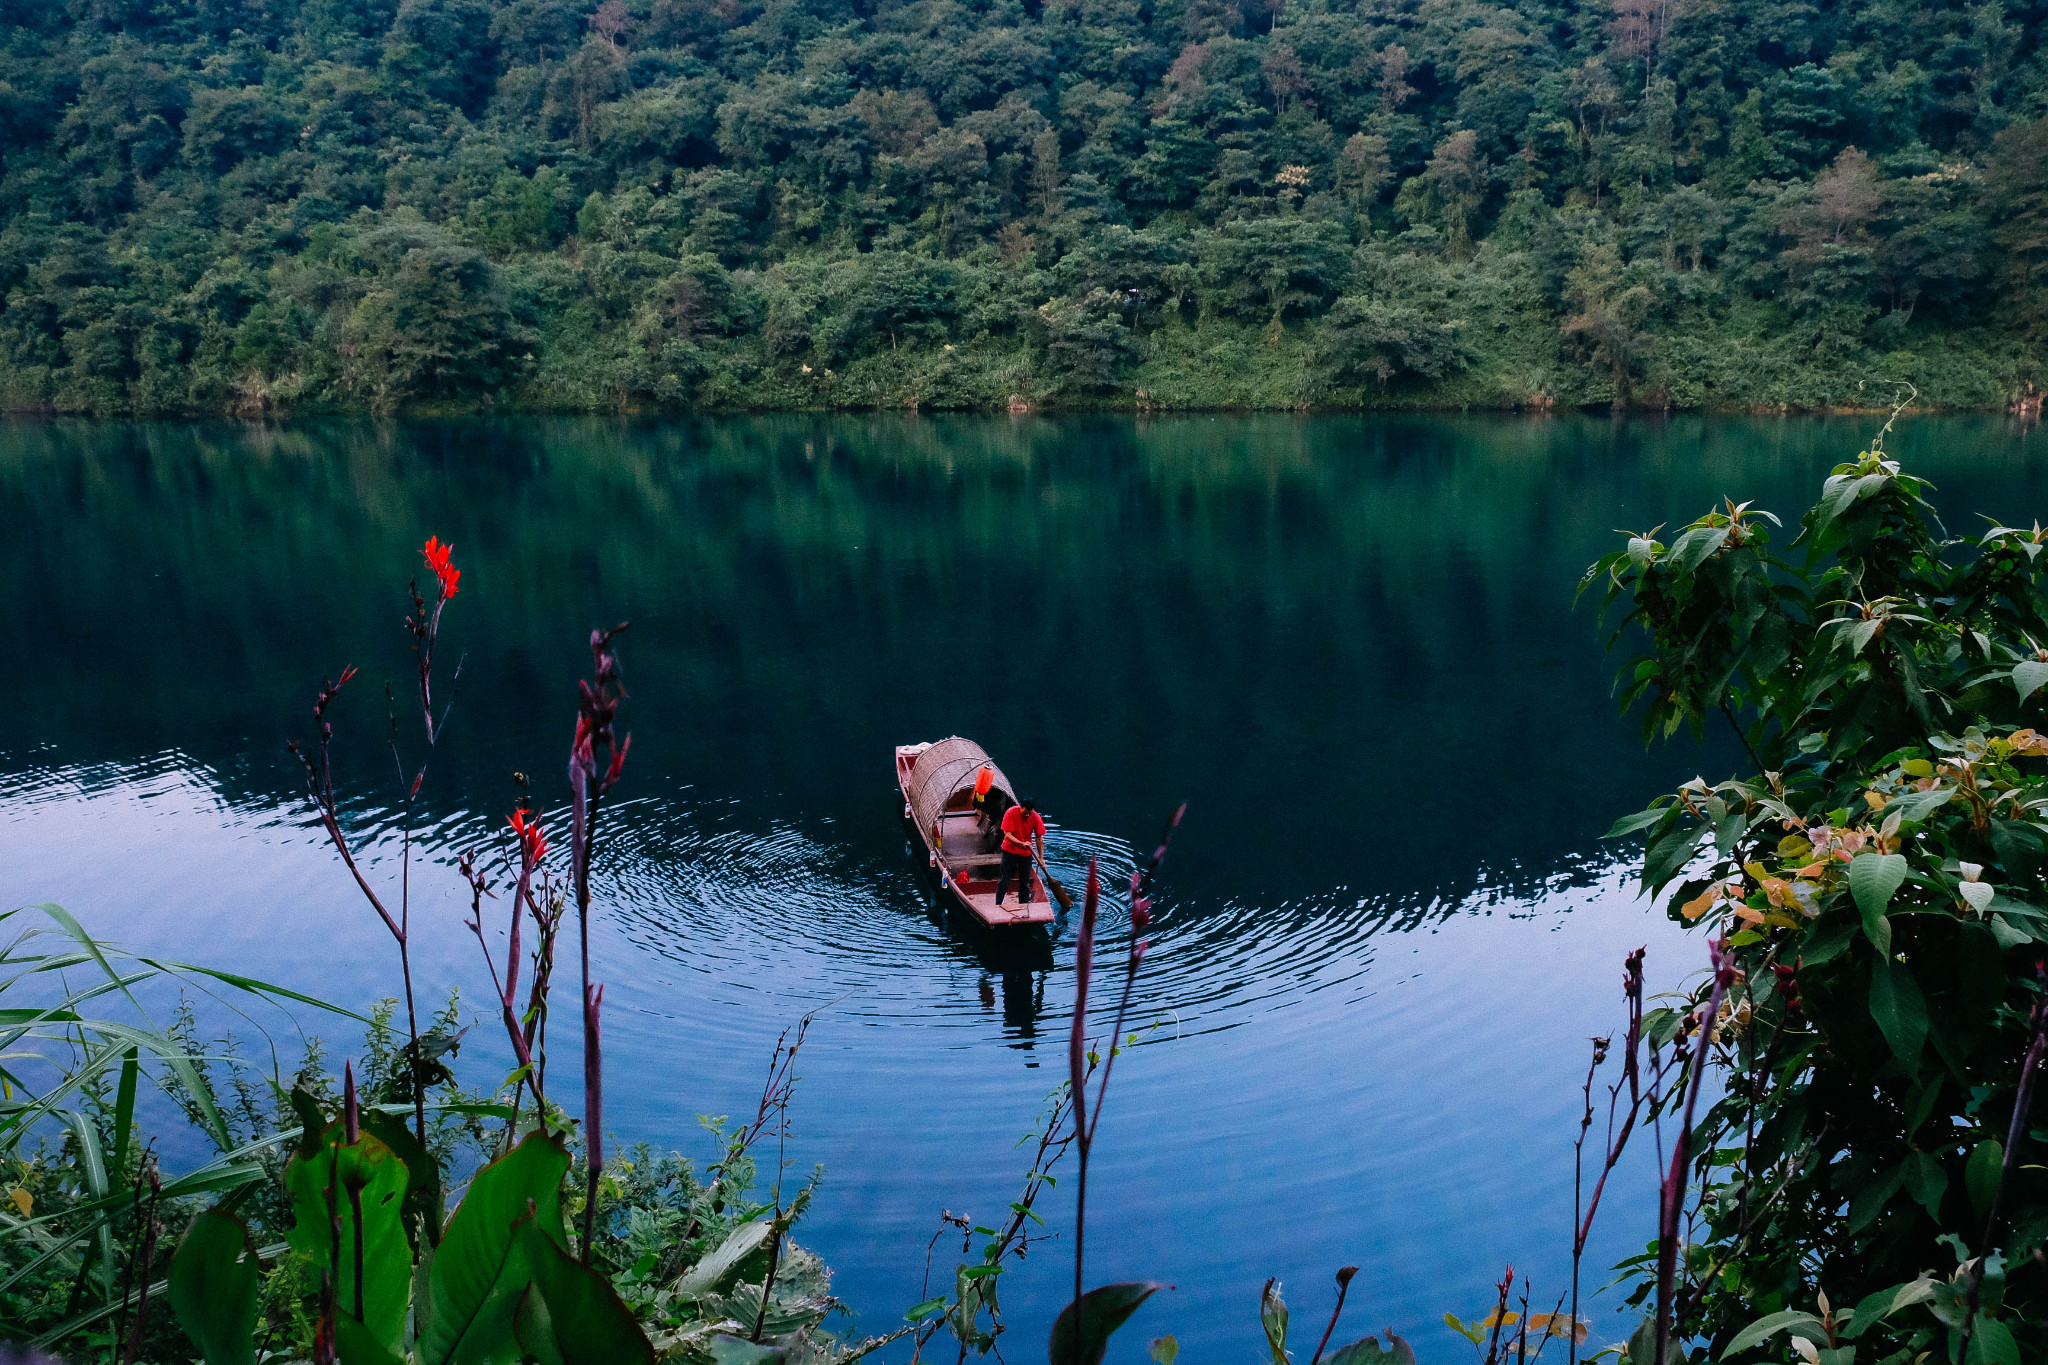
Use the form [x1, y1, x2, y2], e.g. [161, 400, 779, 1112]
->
[1, 0, 2045, 412]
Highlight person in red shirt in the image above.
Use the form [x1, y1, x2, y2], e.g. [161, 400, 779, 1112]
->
[995, 798, 1046, 907]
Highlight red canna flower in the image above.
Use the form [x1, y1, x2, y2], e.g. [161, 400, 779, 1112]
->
[422, 536, 461, 599]
[509, 809, 548, 865]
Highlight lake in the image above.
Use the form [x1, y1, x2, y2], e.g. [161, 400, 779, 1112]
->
[5, 412, 2043, 1359]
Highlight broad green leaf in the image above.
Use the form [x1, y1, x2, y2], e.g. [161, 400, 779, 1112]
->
[336, 1313, 408, 1365]
[1967, 1141, 2004, 1222]
[673, 1219, 774, 1300]
[420, 1131, 572, 1365]
[514, 1218, 656, 1365]
[168, 1208, 260, 1365]
[1670, 524, 1729, 573]
[1904, 1150, 1948, 1218]
[1327, 1335, 1416, 1365]
[1847, 1164, 1905, 1234]
[1814, 475, 1861, 528]
[1721, 1309, 1824, 1357]
[2014, 661, 2048, 705]
[1969, 1317, 2020, 1365]
[1870, 958, 1929, 1066]
[1849, 853, 1908, 952]
[1714, 808, 1748, 857]
[1842, 1279, 1936, 1339]
[1443, 1314, 1484, 1345]
[286, 1125, 413, 1353]
[1605, 808, 1669, 839]
[1050, 1282, 1169, 1365]
[1990, 914, 2035, 947]
[1988, 820, 2044, 880]
[1802, 919, 1858, 966]
[1628, 1314, 1680, 1365]
[706, 1338, 780, 1365]
[361, 1106, 445, 1249]
[1149, 1337, 1180, 1365]
[1885, 786, 1953, 823]
[1644, 822, 1708, 895]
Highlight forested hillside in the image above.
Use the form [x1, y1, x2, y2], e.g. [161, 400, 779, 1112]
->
[2, 0, 2045, 413]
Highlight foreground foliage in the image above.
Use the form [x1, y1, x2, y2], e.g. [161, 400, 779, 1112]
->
[0, 0, 2046, 413]
[1587, 418, 2048, 1361]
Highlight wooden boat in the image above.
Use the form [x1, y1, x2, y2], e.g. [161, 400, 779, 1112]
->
[896, 737, 1056, 927]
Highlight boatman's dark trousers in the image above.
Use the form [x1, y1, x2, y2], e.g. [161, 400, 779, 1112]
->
[995, 850, 1032, 904]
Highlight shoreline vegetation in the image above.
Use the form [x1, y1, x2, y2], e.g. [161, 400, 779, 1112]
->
[0, 0, 2044, 417]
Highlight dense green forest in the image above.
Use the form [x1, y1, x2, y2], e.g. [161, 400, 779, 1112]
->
[1, 0, 2045, 413]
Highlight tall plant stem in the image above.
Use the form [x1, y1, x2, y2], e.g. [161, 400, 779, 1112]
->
[1656, 941, 1732, 1365]
[1066, 861, 1097, 1316]
[577, 786, 601, 1259]
[399, 820, 424, 1146]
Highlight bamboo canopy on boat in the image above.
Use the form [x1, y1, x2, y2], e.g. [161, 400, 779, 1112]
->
[903, 736, 1015, 842]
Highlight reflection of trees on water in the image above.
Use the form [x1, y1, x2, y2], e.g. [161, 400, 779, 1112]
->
[3, 416, 2042, 915]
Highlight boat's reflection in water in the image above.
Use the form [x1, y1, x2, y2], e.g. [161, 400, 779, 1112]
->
[908, 841, 1060, 1037]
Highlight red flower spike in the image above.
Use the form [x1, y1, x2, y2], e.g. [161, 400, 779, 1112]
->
[422, 536, 461, 599]
[509, 809, 548, 865]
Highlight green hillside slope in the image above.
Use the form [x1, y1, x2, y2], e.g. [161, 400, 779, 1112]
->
[1, 0, 2045, 412]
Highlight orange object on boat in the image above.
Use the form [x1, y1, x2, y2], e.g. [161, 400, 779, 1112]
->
[974, 766, 994, 797]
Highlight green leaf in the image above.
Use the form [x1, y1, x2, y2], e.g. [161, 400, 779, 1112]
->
[1870, 957, 1929, 1066]
[2014, 661, 2048, 705]
[1605, 808, 1670, 839]
[673, 1219, 774, 1300]
[1260, 1279, 1288, 1365]
[336, 1313, 408, 1365]
[707, 1337, 782, 1365]
[1050, 1282, 1169, 1365]
[1969, 1317, 2021, 1365]
[1149, 1337, 1180, 1365]
[1967, 1141, 2004, 1222]
[1628, 1314, 1681, 1364]
[168, 1208, 260, 1365]
[285, 1124, 413, 1354]
[515, 1218, 656, 1365]
[1849, 853, 1908, 952]
[1722, 1309, 1824, 1357]
[110, 1046, 138, 1187]
[1802, 919, 1858, 966]
[1988, 820, 2045, 881]
[360, 1106, 445, 1249]
[1841, 1279, 1936, 1339]
[1990, 914, 2035, 947]
[1443, 1314, 1484, 1346]
[1904, 1150, 1949, 1219]
[1669, 524, 1729, 573]
[1644, 822, 1708, 895]
[1714, 808, 1748, 857]
[420, 1130, 572, 1365]
[1326, 1336, 1413, 1365]
[906, 1297, 948, 1323]
[1847, 1164, 1906, 1234]
[1885, 786, 1953, 823]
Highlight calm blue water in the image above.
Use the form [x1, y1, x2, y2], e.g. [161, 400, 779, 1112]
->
[4, 413, 2043, 1359]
